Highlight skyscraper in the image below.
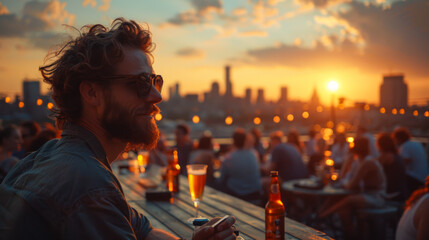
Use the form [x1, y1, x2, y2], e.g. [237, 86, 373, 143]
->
[278, 86, 288, 103]
[256, 88, 265, 104]
[224, 65, 233, 98]
[23, 80, 40, 114]
[380, 74, 408, 109]
[245, 88, 252, 104]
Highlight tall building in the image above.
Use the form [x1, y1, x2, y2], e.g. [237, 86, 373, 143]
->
[245, 88, 252, 104]
[256, 88, 265, 104]
[309, 87, 321, 109]
[278, 86, 288, 103]
[380, 74, 408, 109]
[224, 65, 233, 98]
[23, 80, 40, 114]
[211, 81, 220, 96]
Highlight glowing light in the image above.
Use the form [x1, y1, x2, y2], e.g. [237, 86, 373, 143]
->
[324, 150, 332, 157]
[316, 106, 323, 112]
[225, 116, 233, 125]
[425, 111, 429, 117]
[273, 115, 280, 123]
[286, 114, 294, 121]
[331, 174, 338, 181]
[399, 108, 405, 115]
[413, 110, 418, 116]
[155, 113, 163, 121]
[302, 111, 309, 119]
[122, 152, 129, 159]
[339, 104, 345, 110]
[347, 137, 354, 143]
[37, 99, 43, 106]
[47, 102, 54, 109]
[328, 80, 339, 92]
[19, 102, 24, 108]
[380, 107, 386, 114]
[253, 117, 261, 125]
[349, 142, 355, 149]
[5, 97, 11, 103]
[392, 108, 397, 115]
[326, 121, 334, 129]
[326, 159, 334, 166]
[364, 104, 370, 111]
[192, 115, 200, 124]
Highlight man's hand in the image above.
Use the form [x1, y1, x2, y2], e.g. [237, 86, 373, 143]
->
[192, 216, 236, 240]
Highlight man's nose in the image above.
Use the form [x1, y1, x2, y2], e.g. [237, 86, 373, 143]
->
[145, 85, 162, 104]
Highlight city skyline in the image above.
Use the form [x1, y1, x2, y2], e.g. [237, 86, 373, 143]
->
[0, 0, 428, 106]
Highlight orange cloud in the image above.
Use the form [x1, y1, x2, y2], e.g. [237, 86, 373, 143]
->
[176, 47, 206, 59]
[0, 2, 9, 15]
[240, 30, 268, 37]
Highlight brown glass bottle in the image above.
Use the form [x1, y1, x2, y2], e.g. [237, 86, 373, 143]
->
[265, 171, 285, 240]
[166, 150, 180, 192]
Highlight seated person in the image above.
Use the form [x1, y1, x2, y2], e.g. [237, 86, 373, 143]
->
[396, 176, 429, 240]
[319, 137, 386, 239]
[376, 133, 408, 201]
[189, 134, 216, 186]
[219, 128, 262, 201]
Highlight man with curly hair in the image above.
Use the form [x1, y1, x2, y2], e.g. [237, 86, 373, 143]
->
[0, 18, 236, 240]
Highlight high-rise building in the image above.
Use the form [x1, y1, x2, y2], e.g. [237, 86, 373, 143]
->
[23, 80, 40, 114]
[309, 87, 320, 109]
[245, 88, 252, 104]
[278, 86, 288, 103]
[211, 81, 220, 96]
[380, 74, 408, 109]
[224, 65, 233, 98]
[256, 88, 265, 104]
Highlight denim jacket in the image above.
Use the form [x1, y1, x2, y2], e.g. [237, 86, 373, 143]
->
[1, 122, 152, 239]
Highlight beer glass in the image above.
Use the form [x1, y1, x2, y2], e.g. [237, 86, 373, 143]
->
[187, 164, 207, 219]
[138, 150, 149, 176]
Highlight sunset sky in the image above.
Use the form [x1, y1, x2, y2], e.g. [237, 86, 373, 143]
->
[0, 0, 428, 106]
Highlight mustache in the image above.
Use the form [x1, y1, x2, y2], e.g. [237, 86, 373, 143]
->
[135, 105, 160, 116]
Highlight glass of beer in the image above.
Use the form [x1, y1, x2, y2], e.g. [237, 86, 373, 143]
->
[137, 150, 149, 176]
[187, 164, 207, 219]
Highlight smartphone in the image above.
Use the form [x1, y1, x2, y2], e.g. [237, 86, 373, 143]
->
[212, 215, 230, 230]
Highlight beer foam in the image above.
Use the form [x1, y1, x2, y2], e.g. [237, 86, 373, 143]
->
[188, 169, 206, 175]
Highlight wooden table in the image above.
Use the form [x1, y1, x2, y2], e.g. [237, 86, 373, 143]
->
[117, 173, 333, 240]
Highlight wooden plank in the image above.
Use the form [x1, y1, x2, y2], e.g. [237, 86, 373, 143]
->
[117, 173, 332, 239]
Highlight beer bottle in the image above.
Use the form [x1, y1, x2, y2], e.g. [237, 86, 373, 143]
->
[265, 171, 285, 240]
[166, 149, 181, 192]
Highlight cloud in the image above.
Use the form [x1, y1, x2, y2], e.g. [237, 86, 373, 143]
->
[28, 31, 70, 50]
[239, 30, 268, 37]
[82, 0, 97, 7]
[176, 47, 206, 59]
[82, 0, 111, 11]
[98, 0, 111, 11]
[0, 0, 75, 50]
[165, 0, 223, 26]
[244, 0, 429, 77]
[295, 0, 350, 9]
[0, 2, 9, 15]
[0, 0, 74, 37]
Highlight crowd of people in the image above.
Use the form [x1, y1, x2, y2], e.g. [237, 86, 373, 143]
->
[0, 17, 428, 239]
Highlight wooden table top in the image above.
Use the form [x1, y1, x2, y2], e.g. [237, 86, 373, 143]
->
[117, 172, 333, 240]
[282, 178, 351, 197]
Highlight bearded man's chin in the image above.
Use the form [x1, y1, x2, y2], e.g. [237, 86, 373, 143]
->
[125, 125, 159, 152]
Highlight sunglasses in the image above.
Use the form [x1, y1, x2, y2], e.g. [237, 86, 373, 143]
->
[102, 72, 163, 97]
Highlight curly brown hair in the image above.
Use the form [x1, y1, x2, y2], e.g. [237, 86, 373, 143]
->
[39, 18, 154, 129]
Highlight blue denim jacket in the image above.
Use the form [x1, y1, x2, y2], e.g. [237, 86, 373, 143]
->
[1, 122, 152, 239]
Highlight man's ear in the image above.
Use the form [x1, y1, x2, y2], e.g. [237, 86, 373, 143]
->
[80, 81, 103, 106]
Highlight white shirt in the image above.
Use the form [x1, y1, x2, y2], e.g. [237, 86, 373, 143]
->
[399, 141, 429, 183]
[396, 194, 429, 240]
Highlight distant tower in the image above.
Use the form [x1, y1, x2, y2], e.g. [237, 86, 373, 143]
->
[23, 80, 40, 114]
[224, 65, 233, 98]
[245, 88, 252, 104]
[309, 87, 321, 108]
[174, 83, 180, 98]
[211, 81, 220, 96]
[380, 74, 408, 109]
[256, 88, 265, 104]
[278, 86, 288, 103]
